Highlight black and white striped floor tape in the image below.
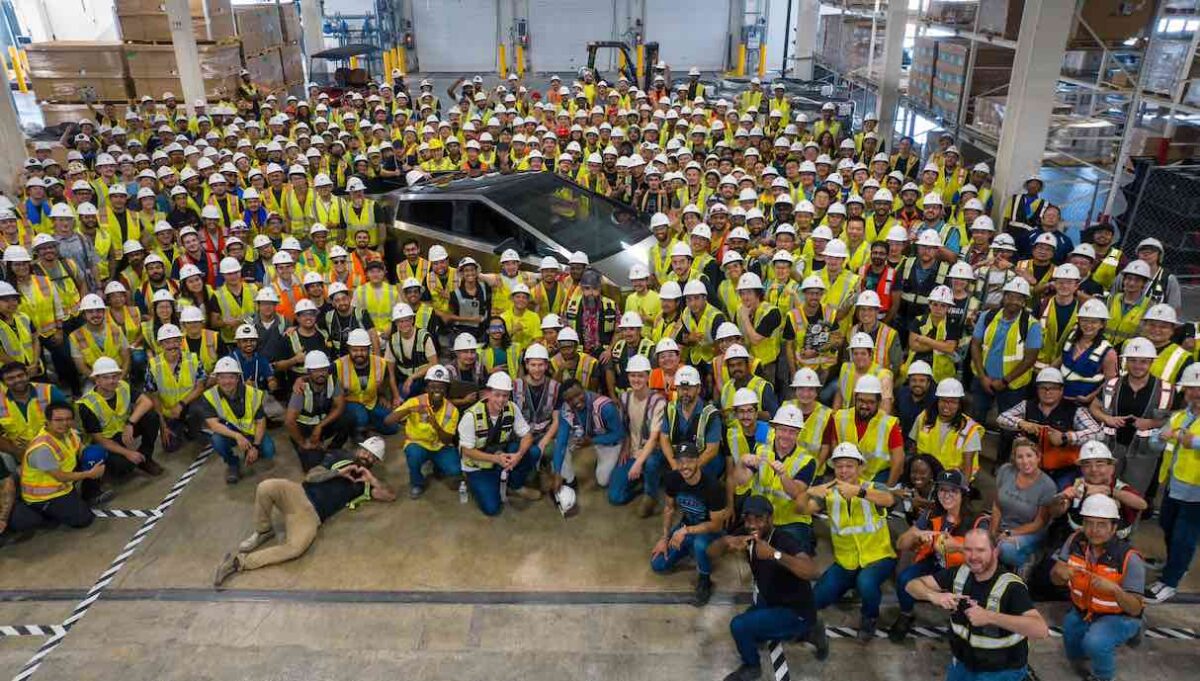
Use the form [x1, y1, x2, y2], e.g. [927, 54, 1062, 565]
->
[0, 626, 66, 638]
[91, 509, 163, 519]
[9, 447, 211, 681]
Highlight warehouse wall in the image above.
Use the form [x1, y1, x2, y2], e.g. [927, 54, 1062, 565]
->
[14, 0, 119, 41]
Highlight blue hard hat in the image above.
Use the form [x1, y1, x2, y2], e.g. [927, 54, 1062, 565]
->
[80, 447, 106, 470]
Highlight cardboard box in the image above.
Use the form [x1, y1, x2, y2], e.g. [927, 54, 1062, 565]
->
[123, 43, 241, 79]
[279, 2, 302, 44]
[39, 104, 129, 129]
[130, 75, 240, 101]
[26, 41, 127, 77]
[236, 5, 284, 57]
[280, 43, 305, 85]
[927, 0, 978, 26]
[245, 49, 285, 92]
[115, 0, 235, 42]
[977, 0, 1155, 44]
[35, 77, 130, 103]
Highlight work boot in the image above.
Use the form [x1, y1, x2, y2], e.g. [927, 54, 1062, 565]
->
[514, 486, 543, 501]
[409, 484, 425, 499]
[213, 552, 241, 587]
[139, 459, 164, 476]
[1069, 657, 1091, 679]
[694, 574, 714, 607]
[721, 665, 762, 681]
[238, 528, 275, 553]
[857, 616, 877, 642]
[1128, 621, 1144, 649]
[888, 612, 915, 643]
[225, 464, 240, 485]
[636, 495, 658, 518]
[809, 615, 830, 661]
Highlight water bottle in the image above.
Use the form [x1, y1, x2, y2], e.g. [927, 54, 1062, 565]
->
[499, 468, 509, 503]
[458, 480, 468, 504]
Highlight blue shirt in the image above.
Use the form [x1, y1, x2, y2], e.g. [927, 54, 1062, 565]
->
[229, 350, 274, 389]
[972, 312, 1043, 380]
[551, 397, 626, 474]
[661, 400, 723, 447]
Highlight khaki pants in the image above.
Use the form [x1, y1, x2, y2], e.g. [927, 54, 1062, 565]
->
[240, 479, 321, 571]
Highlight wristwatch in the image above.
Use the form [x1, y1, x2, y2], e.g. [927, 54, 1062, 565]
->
[857, 483, 868, 498]
[772, 550, 782, 561]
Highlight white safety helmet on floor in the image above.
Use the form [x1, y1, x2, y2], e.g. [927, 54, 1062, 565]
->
[935, 378, 965, 399]
[554, 485, 577, 515]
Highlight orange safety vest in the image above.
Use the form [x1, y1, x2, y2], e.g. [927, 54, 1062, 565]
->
[1065, 531, 1138, 620]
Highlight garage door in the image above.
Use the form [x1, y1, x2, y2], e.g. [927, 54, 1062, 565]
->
[645, 0, 730, 72]
[412, 0, 496, 73]
[529, 0, 615, 73]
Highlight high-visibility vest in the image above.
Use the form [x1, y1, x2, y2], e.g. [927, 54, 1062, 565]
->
[426, 268, 458, 313]
[70, 321, 125, 370]
[532, 280, 569, 317]
[295, 378, 337, 426]
[214, 283, 259, 343]
[820, 267, 859, 319]
[1091, 247, 1123, 290]
[1161, 409, 1200, 488]
[37, 260, 80, 313]
[354, 282, 399, 332]
[148, 352, 200, 413]
[19, 276, 58, 337]
[314, 196, 342, 239]
[720, 375, 768, 414]
[0, 383, 53, 445]
[833, 407, 898, 481]
[273, 278, 304, 321]
[727, 419, 767, 495]
[202, 384, 264, 436]
[0, 313, 35, 365]
[20, 427, 81, 503]
[746, 302, 782, 366]
[284, 187, 316, 234]
[682, 303, 721, 364]
[109, 305, 142, 349]
[186, 330, 219, 373]
[789, 304, 839, 371]
[1064, 531, 1138, 620]
[826, 487, 895, 569]
[78, 381, 132, 440]
[492, 271, 534, 316]
[481, 344, 521, 377]
[1038, 297, 1078, 367]
[343, 198, 378, 247]
[462, 400, 518, 469]
[551, 352, 599, 388]
[837, 362, 892, 408]
[1151, 343, 1190, 385]
[752, 439, 814, 526]
[980, 309, 1035, 389]
[84, 224, 115, 281]
[949, 565, 1025, 650]
[336, 354, 388, 409]
[666, 400, 719, 449]
[299, 248, 330, 276]
[903, 315, 956, 381]
[1105, 294, 1150, 348]
[396, 257, 430, 286]
[649, 239, 678, 283]
[914, 411, 984, 473]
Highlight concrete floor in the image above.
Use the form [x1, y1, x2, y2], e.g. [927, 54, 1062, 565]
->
[2, 431, 1200, 681]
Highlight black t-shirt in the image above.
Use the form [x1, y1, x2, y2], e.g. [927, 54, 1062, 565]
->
[749, 530, 816, 617]
[294, 328, 331, 356]
[754, 307, 783, 338]
[933, 567, 1034, 671]
[1113, 379, 1156, 446]
[303, 454, 367, 521]
[906, 314, 962, 367]
[79, 393, 120, 434]
[663, 470, 727, 525]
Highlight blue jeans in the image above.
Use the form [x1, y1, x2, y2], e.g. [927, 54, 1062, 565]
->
[776, 522, 816, 557]
[997, 530, 1045, 570]
[344, 402, 400, 436]
[1159, 494, 1200, 587]
[211, 432, 277, 469]
[650, 522, 722, 576]
[606, 449, 667, 505]
[404, 443, 461, 488]
[463, 442, 541, 516]
[1061, 609, 1142, 681]
[896, 558, 939, 613]
[730, 602, 813, 666]
[813, 558, 897, 618]
[945, 657, 1028, 681]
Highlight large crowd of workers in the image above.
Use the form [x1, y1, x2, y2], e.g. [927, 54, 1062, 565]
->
[0, 62, 1195, 681]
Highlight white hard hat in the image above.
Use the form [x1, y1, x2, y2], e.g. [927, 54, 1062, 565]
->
[391, 303, 415, 321]
[928, 285, 954, 305]
[682, 279, 707, 298]
[992, 234, 1018, 251]
[300, 350, 330, 371]
[736, 272, 763, 292]
[873, 189, 893, 203]
[1123, 259, 1152, 279]
[655, 338, 680, 355]
[675, 365, 702, 386]
[303, 271, 326, 287]
[450, 333, 477, 353]
[722, 250, 744, 268]
[4, 245, 30, 263]
[855, 290, 881, 308]
[916, 230, 943, 248]
[180, 306, 205, 324]
[791, 367, 822, 388]
[669, 242, 692, 259]
[1052, 263, 1081, 280]
[255, 287, 279, 304]
[1181, 364, 1200, 388]
[713, 322, 740, 342]
[1121, 336, 1158, 360]
[626, 354, 652, 373]
[886, 226, 908, 243]
[212, 356, 242, 374]
[79, 293, 106, 311]
[948, 262, 974, 280]
[558, 327, 580, 344]
[486, 371, 514, 392]
[200, 205, 221, 220]
[1033, 233, 1058, 249]
[935, 378, 965, 399]
[1077, 298, 1108, 320]
[499, 248, 520, 263]
[629, 263, 650, 280]
[659, 281, 683, 300]
[428, 245, 449, 262]
[540, 256, 562, 271]
[1035, 367, 1065, 384]
[724, 344, 750, 361]
[830, 442, 865, 463]
[800, 275, 826, 291]
[234, 323, 258, 340]
[554, 484, 577, 515]
[346, 328, 371, 347]
[731, 387, 760, 409]
[922, 193, 943, 207]
[1137, 237, 1164, 253]
[618, 311, 644, 329]
[50, 203, 75, 219]
[0, 281, 16, 298]
[1143, 303, 1178, 325]
[848, 332, 875, 350]
[823, 238, 849, 259]
[970, 215, 996, 232]
[524, 343, 550, 362]
[90, 356, 121, 377]
[219, 256, 242, 274]
[359, 435, 387, 460]
[328, 282, 350, 298]
[1078, 440, 1115, 463]
[1071, 243, 1097, 260]
[1080, 494, 1120, 520]
[771, 403, 805, 429]
[907, 360, 933, 377]
[156, 323, 183, 342]
[1002, 278, 1031, 297]
[855, 374, 882, 394]
[425, 364, 451, 382]
[31, 234, 56, 249]
[103, 280, 127, 297]
[690, 223, 712, 241]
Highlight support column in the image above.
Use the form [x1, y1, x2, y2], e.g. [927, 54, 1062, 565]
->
[790, 0, 818, 79]
[0, 63, 25, 196]
[875, 0, 906, 147]
[300, 0, 326, 79]
[993, 0, 1074, 211]
[164, 0, 206, 116]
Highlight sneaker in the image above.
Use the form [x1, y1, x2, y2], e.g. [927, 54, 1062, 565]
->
[514, 486, 543, 501]
[809, 615, 830, 661]
[409, 484, 425, 499]
[1128, 621, 1144, 649]
[139, 459, 164, 476]
[636, 495, 658, 518]
[721, 665, 762, 681]
[225, 466, 240, 485]
[857, 616, 877, 642]
[888, 612, 914, 643]
[92, 488, 116, 506]
[1152, 584, 1177, 603]
[213, 552, 240, 587]
[694, 574, 714, 607]
[1148, 580, 1166, 596]
[238, 529, 275, 553]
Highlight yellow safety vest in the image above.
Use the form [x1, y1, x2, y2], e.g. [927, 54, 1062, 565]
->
[826, 487, 896, 569]
[462, 400, 518, 470]
[202, 384, 264, 435]
[78, 381, 132, 440]
[354, 282, 399, 332]
[70, 321, 125, 370]
[1105, 294, 1150, 348]
[1162, 410, 1200, 488]
[747, 302, 782, 366]
[728, 420, 763, 495]
[214, 283, 259, 343]
[20, 427, 81, 503]
[19, 276, 58, 337]
[1038, 299, 1078, 367]
[343, 198, 378, 247]
[837, 362, 892, 406]
[1151, 343, 1190, 385]
[914, 411, 984, 474]
[426, 268, 458, 313]
[0, 313, 35, 365]
[753, 439, 814, 526]
[337, 354, 388, 409]
[1091, 247, 1123, 290]
[148, 352, 200, 412]
[833, 407, 898, 481]
[186, 330, 219, 373]
[109, 306, 142, 349]
[682, 303, 721, 364]
[0, 383, 53, 445]
[720, 375, 768, 414]
[980, 309, 1035, 390]
[284, 187, 316, 234]
[903, 315, 957, 382]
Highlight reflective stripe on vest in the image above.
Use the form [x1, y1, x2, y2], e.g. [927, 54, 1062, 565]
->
[827, 490, 894, 569]
[149, 353, 200, 412]
[20, 428, 81, 502]
[752, 439, 813, 526]
[834, 408, 896, 480]
[337, 355, 386, 409]
[981, 309, 1033, 389]
[79, 382, 132, 440]
[203, 384, 264, 435]
[0, 383, 52, 445]
[296, 379, 337, 426]
[950, 566, 1025, 649]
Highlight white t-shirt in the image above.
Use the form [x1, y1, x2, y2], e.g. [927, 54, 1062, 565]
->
[457, 402, 531, 450]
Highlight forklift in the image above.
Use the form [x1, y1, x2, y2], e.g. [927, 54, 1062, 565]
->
[585, 41, 660, 91]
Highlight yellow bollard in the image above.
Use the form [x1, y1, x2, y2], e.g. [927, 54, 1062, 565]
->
[758, 44, 766, 77]
[9, 46, 26, 93]
[636, 43, 644, 80]
[396, 46, 407, 76]
[618, 49, 626, 71]
[382, 48, 392, 78]
[516, 44, 525, 77]
[498, 44, 507, 77]
[736, 44, 746, 77]
[349, 55, 359, 70]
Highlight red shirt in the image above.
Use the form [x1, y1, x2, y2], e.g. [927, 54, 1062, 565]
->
[822, 414, 904, 450]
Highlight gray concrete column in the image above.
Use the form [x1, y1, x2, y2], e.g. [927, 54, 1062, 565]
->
[790, 0, 818, 79]
[0, 65, 25, 196]
[993, 0, 1074, 208]
[875, 0, 906, 147]
[299, 0, 326, 78]
[164, 0, 207, 116]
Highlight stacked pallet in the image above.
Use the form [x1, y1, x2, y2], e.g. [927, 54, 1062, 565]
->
[279, 2, 306, 91]
[908, 37, 937, 110]
[115, 0, 242, 102]
[26, 41, 131, 104]
[236, 4, 287, 95]
[930, 41, 1011, 122]
[115, 0, 237, 43]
